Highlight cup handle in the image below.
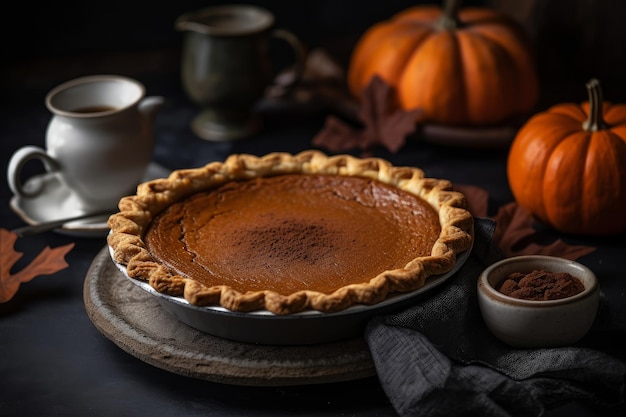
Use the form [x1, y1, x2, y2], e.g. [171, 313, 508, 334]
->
[271, 28, 308, 92]
[7, 145, 60, 198]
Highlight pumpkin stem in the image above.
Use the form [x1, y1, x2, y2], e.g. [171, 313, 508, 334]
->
[582, 78, 609, 132]
[436, 0, 462, 30]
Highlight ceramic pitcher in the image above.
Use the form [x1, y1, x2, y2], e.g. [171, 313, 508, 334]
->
[175, 4, 306, 141]
[8, 75, 164, 212]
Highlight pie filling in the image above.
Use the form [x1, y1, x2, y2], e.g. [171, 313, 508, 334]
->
[145, 174, 441, 295]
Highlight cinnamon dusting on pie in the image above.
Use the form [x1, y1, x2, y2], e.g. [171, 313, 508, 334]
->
[144, 174, 440, 295]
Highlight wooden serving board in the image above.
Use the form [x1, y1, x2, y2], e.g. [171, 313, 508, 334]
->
[83, 246, 376, 386]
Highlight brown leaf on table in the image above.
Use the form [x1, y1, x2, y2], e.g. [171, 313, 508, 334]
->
[453, 184, 489, 218]
[264, 48, 359, 120]
[451, 185, 595, 260]
[312, 75, 422, 156]
[268, 49, 349, 100]
[492, 202, 596, 260]
[0, 228, 75, 303]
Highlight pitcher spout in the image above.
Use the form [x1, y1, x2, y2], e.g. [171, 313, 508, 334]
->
[138, 96, 165, 120]
[175, 5, 275, 35]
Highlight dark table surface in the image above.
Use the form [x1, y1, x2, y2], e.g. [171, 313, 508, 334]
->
[1, 49, 625, 417]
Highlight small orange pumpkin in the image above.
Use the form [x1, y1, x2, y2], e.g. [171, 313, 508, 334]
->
[507, 79, 626, 236]
[347, 0, 539, 126]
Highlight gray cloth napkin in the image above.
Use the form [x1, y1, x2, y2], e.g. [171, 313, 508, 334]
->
[366, 218, 626, 417]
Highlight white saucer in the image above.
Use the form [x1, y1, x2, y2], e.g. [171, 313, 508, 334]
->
[10, 162, 171, 238]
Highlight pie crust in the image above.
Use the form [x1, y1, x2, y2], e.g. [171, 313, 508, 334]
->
[107, 151, 474, 315]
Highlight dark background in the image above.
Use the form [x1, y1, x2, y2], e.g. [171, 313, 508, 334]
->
[2, 0, 626, 106]
[1, 2, 625, 416]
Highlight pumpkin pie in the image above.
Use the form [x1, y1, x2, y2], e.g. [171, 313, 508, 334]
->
[107, 151, 474, 315]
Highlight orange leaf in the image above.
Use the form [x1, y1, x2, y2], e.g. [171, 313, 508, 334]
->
[0, 228, 75, 303]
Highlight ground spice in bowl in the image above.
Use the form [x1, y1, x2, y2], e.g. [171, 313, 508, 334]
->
[495, 270, 585, 301]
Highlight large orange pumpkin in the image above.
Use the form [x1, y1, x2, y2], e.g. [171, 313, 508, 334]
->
[347, 0, 539, 126]
[507, 79, 626, 236]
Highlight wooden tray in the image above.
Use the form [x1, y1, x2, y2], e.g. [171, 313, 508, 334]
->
[83, 246, 376, 386]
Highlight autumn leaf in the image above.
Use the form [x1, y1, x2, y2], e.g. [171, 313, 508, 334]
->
[454, 184, 489, 218]
[0, 228, 74, 302]
[452, 185, 595, 260]
[312, 75, 422, 156]
[492, 202, 596, 260]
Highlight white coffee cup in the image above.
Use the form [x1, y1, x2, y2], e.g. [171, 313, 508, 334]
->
[7, 75, 164, 212]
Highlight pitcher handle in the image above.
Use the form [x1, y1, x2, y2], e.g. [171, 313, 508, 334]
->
[271, 28, 308, 93]
[7, 146, 60, 198]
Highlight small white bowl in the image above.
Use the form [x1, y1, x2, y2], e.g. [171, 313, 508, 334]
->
[477, 255, 600, 348]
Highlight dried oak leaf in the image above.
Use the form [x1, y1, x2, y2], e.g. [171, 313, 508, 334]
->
[453, 184, 489, 218]
[492, 202, 596, 260]
[452, 185, 595, 260]
[0, 228, 74, 303]
[312, 75, 422, 156]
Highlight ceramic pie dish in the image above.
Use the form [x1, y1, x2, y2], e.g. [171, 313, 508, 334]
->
[108, 243, 472, 345]
[107, 150, 474, 317]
